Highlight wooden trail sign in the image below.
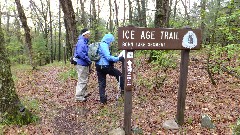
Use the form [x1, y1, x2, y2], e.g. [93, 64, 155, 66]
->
[118, 27, 201, 50]
[118, 27, 202, 135]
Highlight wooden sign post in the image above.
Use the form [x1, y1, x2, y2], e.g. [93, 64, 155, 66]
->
[123, 50, 134, 134]
[118, 27, 201, 134]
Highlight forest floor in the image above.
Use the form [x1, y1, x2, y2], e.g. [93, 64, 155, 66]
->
[1, 51, 240, 135]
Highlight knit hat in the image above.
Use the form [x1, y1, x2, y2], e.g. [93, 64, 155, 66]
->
[81, 28, 90, 36]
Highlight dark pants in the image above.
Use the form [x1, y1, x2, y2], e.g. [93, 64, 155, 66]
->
[96, 64, 124, 103]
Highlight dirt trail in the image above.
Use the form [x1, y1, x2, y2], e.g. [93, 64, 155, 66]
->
[3, 58, 240, 134]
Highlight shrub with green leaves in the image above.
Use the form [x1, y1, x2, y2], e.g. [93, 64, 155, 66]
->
[6, 36, 27, 64]
[233, 118, 240, 135]
[150, 50, 177, 70]
[58, 67, 77, 81]
[207, 43, 240, 75]
[32, 34, 50, 65]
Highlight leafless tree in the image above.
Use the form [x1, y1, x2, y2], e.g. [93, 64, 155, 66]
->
[15, 0, 35, 69]
[109, 0, 113, 32]
[128, 0, 133, 24]
[180, 0, 190, 24]
[29, 0, 51, 64]
[48, 0, 54, 63]
[114, 0, 119, 27]
[79, 0, 87, 28]
[59, 0, 77, 57]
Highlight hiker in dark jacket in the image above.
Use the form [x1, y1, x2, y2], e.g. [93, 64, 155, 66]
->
[74, 28, 92, 102]
[95, 33, 124, 104]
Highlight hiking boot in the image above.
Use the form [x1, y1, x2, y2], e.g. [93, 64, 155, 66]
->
[100, 95, 107, 104]
[100, 99, 107, 104]
[75, 96, 87, 102]
[84, 93, 91, 98]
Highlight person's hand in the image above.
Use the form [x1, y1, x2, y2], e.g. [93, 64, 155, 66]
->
[119, 56, 124, 62]
[89, 69, 94, 74]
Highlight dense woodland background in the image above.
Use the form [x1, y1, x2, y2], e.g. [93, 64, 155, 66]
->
[0, 0, 239, 73]
[0, 0, 239, 134]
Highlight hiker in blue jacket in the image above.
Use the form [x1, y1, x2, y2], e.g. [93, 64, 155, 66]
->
[74, 28, 92, 102]
[96, 33, 124, 104]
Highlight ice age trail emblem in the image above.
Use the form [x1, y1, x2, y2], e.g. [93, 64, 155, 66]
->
[182, 31, 197, 49]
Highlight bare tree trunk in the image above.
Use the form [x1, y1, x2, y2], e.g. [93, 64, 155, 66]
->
[43, 0, 50, 64]
[167, 0, 173, 27]
[13, 10, 23, 45]
[59, 0, 77, 56]
[76, 0, 80, 25]
[163, 0, 170, 27]
[173, 0, 178, 20]
[123, 0, 126, 26]
[63, 14, 71, 59]
[97, 0, 100, 21]
[48, 0, 53, 63]
[80, 0, 87, 28]
[128, 0, 133, 24]
[63, 17, 69, 62]
[136, 0, 141, 26]
[154, 0, 170, 27]
[91, 0, 96, 24]
[54, 26, 57, 60]
[89, 1, 92, 28]
[180, 0, 190, 25]
[15, 0, 35, 69]
[14, 10, 24, 64]
[114, 0, 119, 27]
[201, 0, 206, 44]
[58, 2, 61, 61]
[109, 0, 113, 32]
[91, 0, 99, 41]
[141, 0, 147, 27]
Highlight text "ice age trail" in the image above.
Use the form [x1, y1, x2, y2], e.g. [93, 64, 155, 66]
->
[122, 30, 179, 40]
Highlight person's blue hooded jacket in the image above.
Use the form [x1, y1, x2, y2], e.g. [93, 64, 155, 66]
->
[96, 34, 120, 66]
[74, 35, 92, 66]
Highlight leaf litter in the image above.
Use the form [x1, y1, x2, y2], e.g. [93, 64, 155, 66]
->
[3, 55, 240, 134]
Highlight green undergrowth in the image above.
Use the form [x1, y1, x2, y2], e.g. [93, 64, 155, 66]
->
[11, 64, 32, 71]
[21, 97, 40, 115]
[232, 117, 240, 135]
[0, 107, 39, 127]
[11, 64, 32, 82]
[44, 61, 67, 67]
[58, 66, 77, 81]
[0, 98, 40, 132]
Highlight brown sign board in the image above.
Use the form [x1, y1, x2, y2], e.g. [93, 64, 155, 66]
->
[118, 27, 202, 50]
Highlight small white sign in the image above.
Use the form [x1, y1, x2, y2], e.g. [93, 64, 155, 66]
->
[182, 31, 197, 49]
[127, 52, 133, 58]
